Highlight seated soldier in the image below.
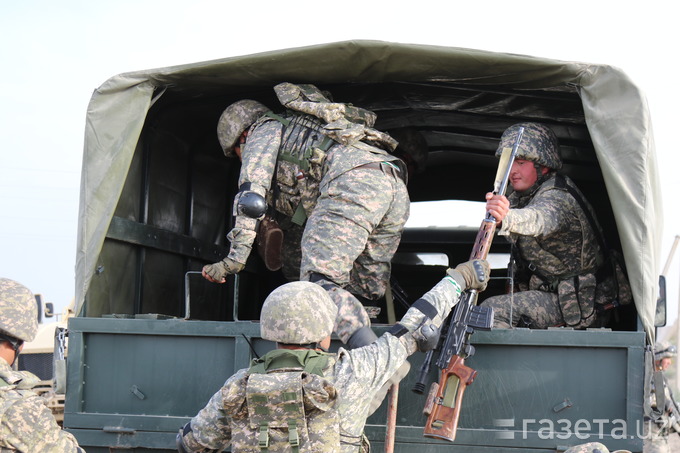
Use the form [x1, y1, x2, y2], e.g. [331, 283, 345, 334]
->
[482, 122, 627, 329]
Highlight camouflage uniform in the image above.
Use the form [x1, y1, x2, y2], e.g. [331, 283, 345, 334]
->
[643, 342, 678, 453]
[483, 172, 605, 328]
[216, 85, 410, 344]
[179, 263, 488, 452]
[0, 278, 85, 452]
[481, 123, 615, 329]
[0, 359, 84, 452]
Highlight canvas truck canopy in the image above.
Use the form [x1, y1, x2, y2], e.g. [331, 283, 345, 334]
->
[76, 40, 662, 340]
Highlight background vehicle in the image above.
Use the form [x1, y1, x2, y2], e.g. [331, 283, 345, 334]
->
[65, 40, 662, 452]
[18, 295, 69, 425]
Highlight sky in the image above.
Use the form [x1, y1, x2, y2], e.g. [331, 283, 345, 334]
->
[1, 1, 679, 334]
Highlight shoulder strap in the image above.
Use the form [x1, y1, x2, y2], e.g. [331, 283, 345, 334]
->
[554, 174, 608, 254]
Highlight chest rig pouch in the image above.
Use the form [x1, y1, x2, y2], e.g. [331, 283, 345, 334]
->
[267, 112, 334, 226]
[234, 349, 339, 453]
[267, 83, 398, 227]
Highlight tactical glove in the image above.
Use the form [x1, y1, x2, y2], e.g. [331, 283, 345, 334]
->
[447, 259, 490, 291]
[202, 257, 245, 283]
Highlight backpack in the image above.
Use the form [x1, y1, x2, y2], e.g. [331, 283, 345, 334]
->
[265, 83, 400, 226]
[228, 349, 340, 452]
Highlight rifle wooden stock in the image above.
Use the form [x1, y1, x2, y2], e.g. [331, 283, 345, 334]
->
[423, 355, 477, 440]
[420, 127, 522, 443]
[470, 217, 497, 261]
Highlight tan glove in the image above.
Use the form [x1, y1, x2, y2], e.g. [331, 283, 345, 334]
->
[202, 258, 245, 283]
[447, 259, 490, 291]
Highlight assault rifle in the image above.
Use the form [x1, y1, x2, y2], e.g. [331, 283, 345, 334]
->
[417, 127, 524, 442]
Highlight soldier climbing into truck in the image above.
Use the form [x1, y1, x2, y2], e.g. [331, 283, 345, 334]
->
[202, 82, 427, 353]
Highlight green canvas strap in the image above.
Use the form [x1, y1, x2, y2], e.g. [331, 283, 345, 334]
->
[264, 110, 291, 126]
[288, 420, 300, 452]
[258, 422, 269, 451]
[279, 146, 313, 171]
[249, 349, 329, 376]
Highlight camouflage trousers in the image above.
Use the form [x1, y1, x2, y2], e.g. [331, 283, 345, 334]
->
[643, 421, 672, 453]
[482, 290, 565, 329]
[296, 164, 410, 343]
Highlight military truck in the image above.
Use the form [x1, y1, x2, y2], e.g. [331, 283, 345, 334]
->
[65, 40, 663, 452]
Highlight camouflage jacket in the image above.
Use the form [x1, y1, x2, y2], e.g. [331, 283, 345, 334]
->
[499, 173, 612, 326]
[0, 358, 84, 452]
[227, 113, 402, 265]
[182, 276, 463, 452]
[499, 172, 604, 289]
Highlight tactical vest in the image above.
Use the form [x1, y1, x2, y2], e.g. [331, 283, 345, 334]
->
[511, 174, 632, 327]
[264, 111, 333, 226]
[265, 83, 399, 226]
[1, 377, 29, 452]
[228, 349, 340, 452]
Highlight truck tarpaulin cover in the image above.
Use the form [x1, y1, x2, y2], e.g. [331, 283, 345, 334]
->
[76, 40, 662, 339]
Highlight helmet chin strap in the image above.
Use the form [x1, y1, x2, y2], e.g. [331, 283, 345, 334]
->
[521, 163, 551, 194]
[1, 334, 23, 367]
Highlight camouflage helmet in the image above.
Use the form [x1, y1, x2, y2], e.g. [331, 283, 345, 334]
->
[260, 282, 337, 344]
[563, 442, 609, 453]
[495, 122, 562, 170]
[564, 443, 631, 453]
[655, 341, 677, 360]
[388, 127, 428, 174]
[0, 278, 38, 342]
[217, 100, 269, 157]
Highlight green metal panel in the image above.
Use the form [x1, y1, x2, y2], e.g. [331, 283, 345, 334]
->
[65, 318, 645, 452]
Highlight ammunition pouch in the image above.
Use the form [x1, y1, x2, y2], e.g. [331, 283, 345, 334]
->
[557, 273, 597, 328]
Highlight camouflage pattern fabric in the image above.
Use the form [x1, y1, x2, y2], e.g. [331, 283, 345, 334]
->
[496, 122, 562, 170]
[563, 442, 632, 453]
[481, 173, 612, 329]
[563, 442, 609, 453]
[180, 275, 463, 452]
[643, 371, 675, 453]
[273, 82, 398, 153]
[644, 425, 671, 453]
[0, 359, 84, 452]
[300, 164, 409, 342]
[217, 99, 269, 158]
[259, 282, 337, 344]
[483, 290, 562, 329]
[0, 278, 38, 342]
[222, 111, 409, 343]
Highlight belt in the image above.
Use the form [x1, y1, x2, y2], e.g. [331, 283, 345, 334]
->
[357, 161, 406, 184]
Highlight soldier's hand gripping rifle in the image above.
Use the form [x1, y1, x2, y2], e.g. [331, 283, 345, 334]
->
[419, 127, 524, 442]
